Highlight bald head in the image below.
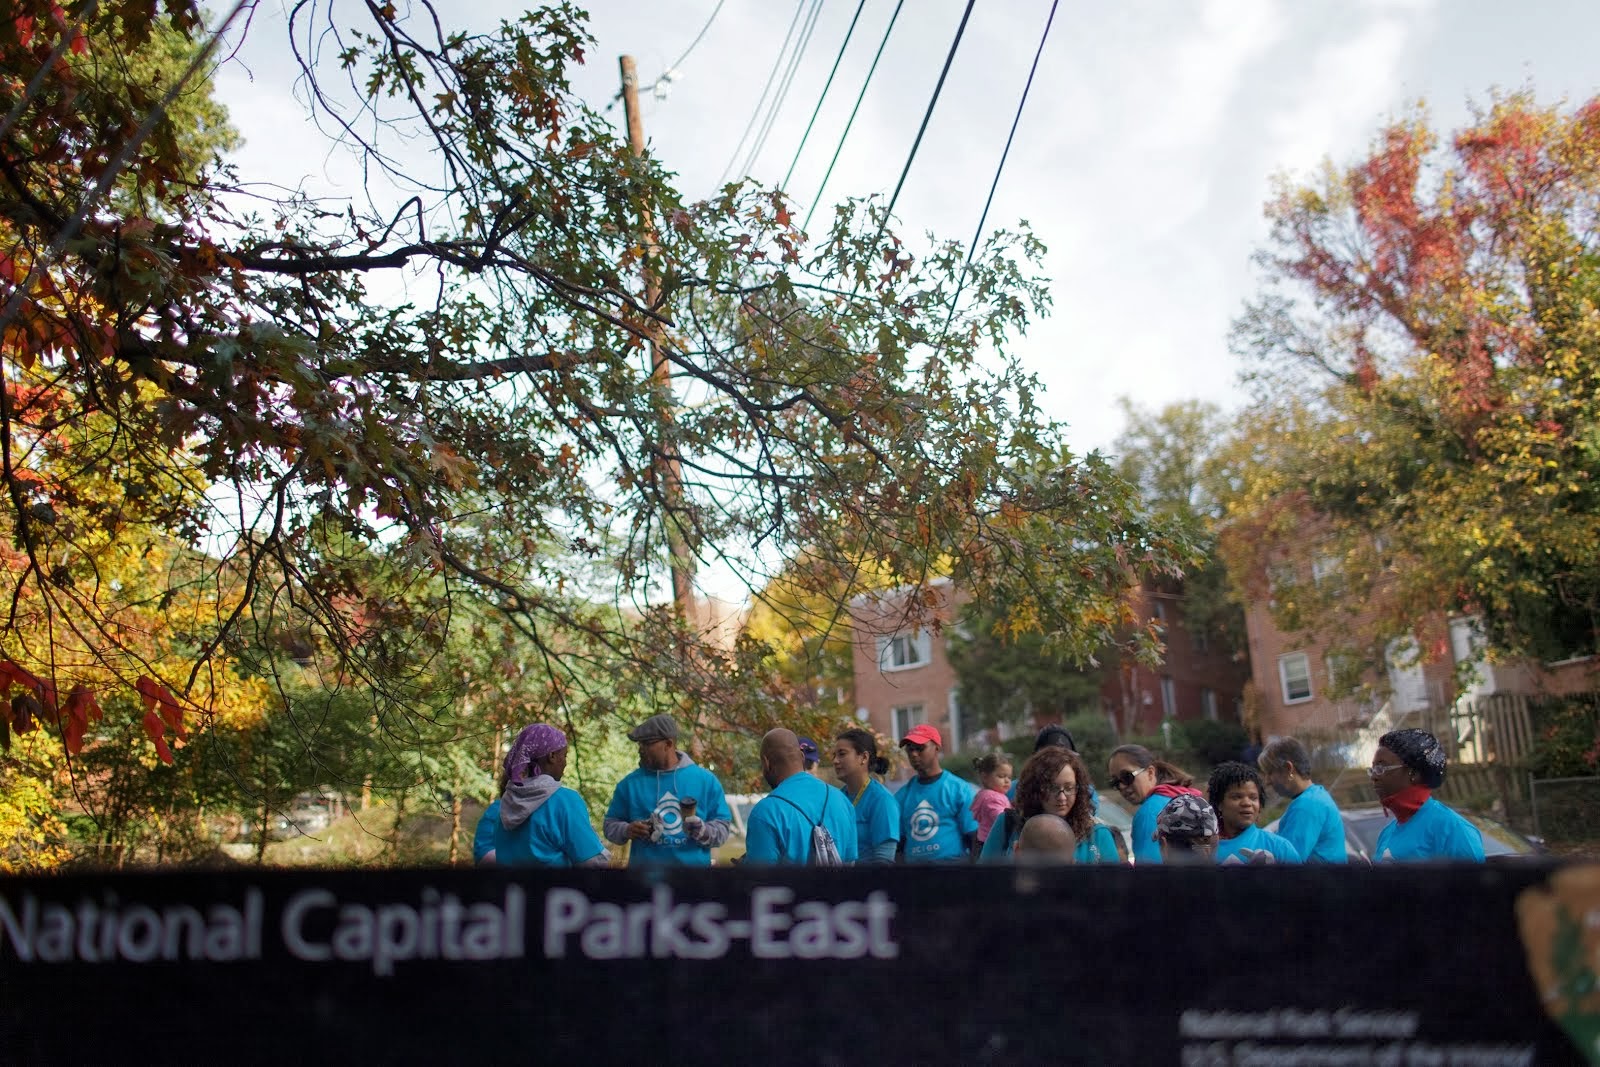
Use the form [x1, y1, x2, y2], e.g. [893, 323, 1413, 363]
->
[760, 729, 804, 788]
[1015, 813, 1077, 866]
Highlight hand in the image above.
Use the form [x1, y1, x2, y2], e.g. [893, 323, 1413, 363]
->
[627, 820, 653, 840]
[683, 815, 704, 837]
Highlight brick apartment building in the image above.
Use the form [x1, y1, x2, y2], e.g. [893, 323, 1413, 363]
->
[1241, 536, 1597, 742]
[848, 578, 1249, 764]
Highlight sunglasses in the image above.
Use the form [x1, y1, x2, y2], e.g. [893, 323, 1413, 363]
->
[1108, 767, 1147, 790]
[902, 742, 929, 754]
[1368, 763, 1406, 780]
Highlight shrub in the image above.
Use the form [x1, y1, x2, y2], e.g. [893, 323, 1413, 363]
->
[1176, 719, 1252, 768]
[1527, 699, 1600, 779]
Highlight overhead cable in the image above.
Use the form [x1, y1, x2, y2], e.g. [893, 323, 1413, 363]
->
[954, 0, 1059, 297]
[802, 0, 905, 233]
[869, 0, 978, 252]
[604, 0, 728, 113]
[740, 0, 825, 178]
[715, 0, 809, 188]
[780, 0, 869, 193]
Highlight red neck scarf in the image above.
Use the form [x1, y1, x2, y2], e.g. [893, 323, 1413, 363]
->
[1380, 784, 1432, 823]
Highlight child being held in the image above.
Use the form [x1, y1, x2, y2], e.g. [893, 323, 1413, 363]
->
[970, 753, 1014, 844]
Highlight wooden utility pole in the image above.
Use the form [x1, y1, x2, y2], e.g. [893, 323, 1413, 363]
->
[619, 55, 697, 629]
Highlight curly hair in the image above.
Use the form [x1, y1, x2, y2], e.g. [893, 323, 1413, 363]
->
[1207, 760, 1266, 812]
[1015, 747, 1094, 843]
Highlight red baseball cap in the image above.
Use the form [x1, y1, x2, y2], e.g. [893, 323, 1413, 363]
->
[900, 724, 942, 748]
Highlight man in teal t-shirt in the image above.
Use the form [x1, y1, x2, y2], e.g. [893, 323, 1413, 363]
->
[1259, 736, 1348, 863]
[604, 714, 732, 866]
[744, 730, 858, 865]
[895, 724, 977, 863]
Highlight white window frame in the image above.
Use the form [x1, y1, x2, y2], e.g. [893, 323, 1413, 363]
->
[891, 703, 927, 741]
[1278, 652, 1313, 705]
[946, 690, 964, 753]
[1201, 688, 1218, 721]
[878, 631, 932, 672]
[1160, 675, 1176, 718]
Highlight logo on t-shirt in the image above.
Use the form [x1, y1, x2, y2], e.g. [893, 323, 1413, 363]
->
[654, 792, 687, 837]
[909, 800, 940, 842]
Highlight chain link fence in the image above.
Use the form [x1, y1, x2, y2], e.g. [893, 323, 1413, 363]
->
[1529, 775, 1600, 845]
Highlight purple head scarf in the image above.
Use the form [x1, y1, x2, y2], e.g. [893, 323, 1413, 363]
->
[504, 723, 568, 785]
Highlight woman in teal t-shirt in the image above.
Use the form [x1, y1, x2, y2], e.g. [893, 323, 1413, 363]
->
[833, 728, 900, 864]
[1208, 761, 1302, 865]
[485, 723, 610, 868]
[981, 747, 1120, 865]
[1369, 728, 1484, 862]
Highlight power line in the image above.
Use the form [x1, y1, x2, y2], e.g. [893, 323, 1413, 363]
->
[802, 0, 905, 233]
[740, 0, 825, 179]
[869, 0, 978, 252]
[716, 0, 809, 188]
[781, 0, 868, 193]
[665, 0, 728, 77]
[942, 0, 1060, 338]
[603, 0, 728, 114]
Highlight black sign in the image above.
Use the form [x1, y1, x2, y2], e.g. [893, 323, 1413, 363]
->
[1, 863, 1594, 1064]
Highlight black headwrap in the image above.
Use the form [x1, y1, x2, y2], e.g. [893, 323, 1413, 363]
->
[1378, 728, 1446, 789]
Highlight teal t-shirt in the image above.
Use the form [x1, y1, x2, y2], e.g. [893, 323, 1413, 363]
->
[1374, 797, 1485, 862]
[1131, 793, 1171, 864]
[604, 759, 731, 866]
[1216, 822, 1303, 865]
[979, 816, 1121, 864]
[843, 779, 900, 862]
[1277, 784, 1347, 863]
[473, 799, 499, 863]
[491, 788, 605, 867]
[744, 773, 859, 865]
[897, 770, 978, 863]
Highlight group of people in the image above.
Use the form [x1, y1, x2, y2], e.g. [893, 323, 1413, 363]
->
[472, 710, 1487, 868]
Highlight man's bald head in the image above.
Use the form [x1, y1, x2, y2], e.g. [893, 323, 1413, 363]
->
[1015, 813, 1077, 865]
[760, 728, 804, 787]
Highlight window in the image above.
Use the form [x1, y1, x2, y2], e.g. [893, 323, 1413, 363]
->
[878, 631, 931, 671]
[891, 703, 926, 741]
[1153, 601, 1169, 626]
[1278, 652, 1313, 704]
[1160, 676, 1176, 718]
[1201, 688, 1218, 721]
[1193, 627, 1210, 655]
[1311, 552, 1341, 587]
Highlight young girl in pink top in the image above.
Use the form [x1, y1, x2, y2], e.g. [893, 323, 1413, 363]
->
[971, 753, 1014, 844]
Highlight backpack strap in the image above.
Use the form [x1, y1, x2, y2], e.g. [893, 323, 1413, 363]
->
[772, 791, 823, 827]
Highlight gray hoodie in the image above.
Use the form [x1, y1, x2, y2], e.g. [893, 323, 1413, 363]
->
[499, 775, 610, 868]
[603, 751, 732, 849]
[499, 774, 560, 830]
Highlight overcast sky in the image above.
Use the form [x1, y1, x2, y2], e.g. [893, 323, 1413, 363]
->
[213, 0, 1600, 458]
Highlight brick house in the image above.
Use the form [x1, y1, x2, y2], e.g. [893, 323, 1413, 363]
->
[848, 578, 1249, 764]
[1108, 584, 1251, 736]
[1240, 537, 1598, 742]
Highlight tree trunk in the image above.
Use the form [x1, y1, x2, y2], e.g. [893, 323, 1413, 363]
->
[448, 793, 462, 866]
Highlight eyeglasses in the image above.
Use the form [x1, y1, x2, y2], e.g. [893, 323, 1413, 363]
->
[1368, 763, 1406, 780]
[902, 742, 928, 754]
[1108, 767, 1148, 790]
[1043, 783, 1078, 799]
